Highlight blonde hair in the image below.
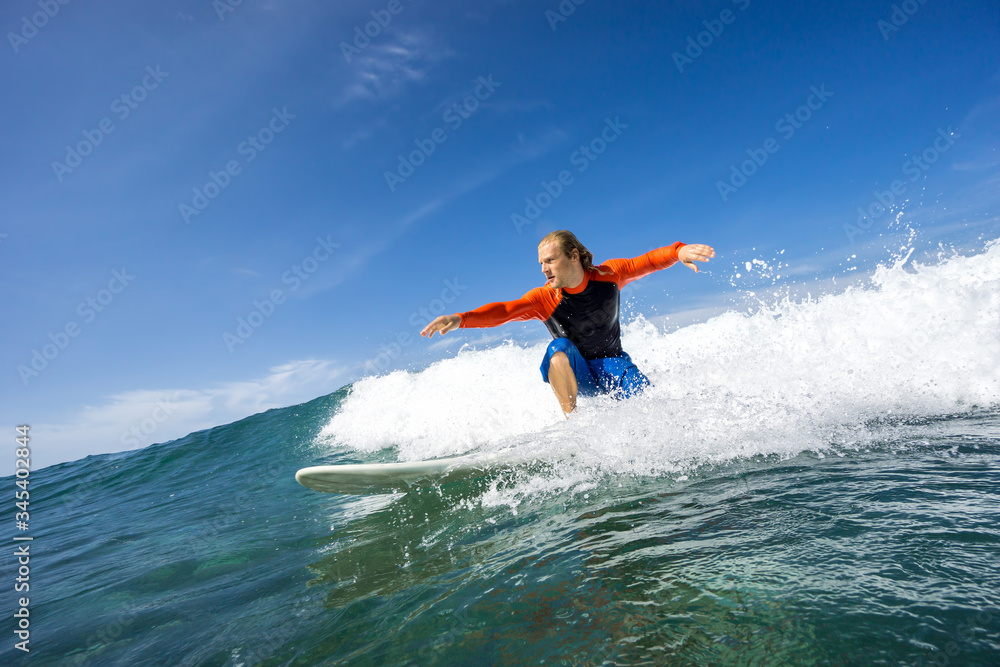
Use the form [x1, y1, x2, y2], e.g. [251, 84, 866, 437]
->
[538, 230, 610, 274]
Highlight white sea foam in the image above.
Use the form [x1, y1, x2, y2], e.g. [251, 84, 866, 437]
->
[322, 239, 1000, 476]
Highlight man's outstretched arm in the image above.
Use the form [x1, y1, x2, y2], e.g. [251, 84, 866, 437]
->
[604, 242, 716, 287]
[420, 293, 543, 338]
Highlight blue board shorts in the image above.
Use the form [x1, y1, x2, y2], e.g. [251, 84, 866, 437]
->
[539, 338, 650, 399]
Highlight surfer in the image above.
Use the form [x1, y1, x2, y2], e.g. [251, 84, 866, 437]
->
[420, 231, 715, 415]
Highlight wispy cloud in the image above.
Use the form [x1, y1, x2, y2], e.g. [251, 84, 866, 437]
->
[953, 93, 1000, 171]
[487, 98, 555, 115]
[510, 126, 571, 160]
[426, 327, 541, 354]
[341, 117, 388, 149]
[333, 28, 454, 108]
[26, 359, 348, 471]
[296, 156, 530, 299]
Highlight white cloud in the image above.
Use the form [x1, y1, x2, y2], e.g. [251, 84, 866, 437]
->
[333, 28, 454, 108]
[428, 327, 539, 353]
[341, 118, 387, 149]
[510, 126, 571, 160]
[953, 93, 1000, 172]
[295, 159, 520, 300]
[24, 359, 349, 472]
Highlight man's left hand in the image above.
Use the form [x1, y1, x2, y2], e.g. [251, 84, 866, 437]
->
[678, 244, 715, 272]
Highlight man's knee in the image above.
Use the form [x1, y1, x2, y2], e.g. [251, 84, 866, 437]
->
[541, 338, 579, 386]
[546, 337, 575, 355]
[550, 351, 570, 370]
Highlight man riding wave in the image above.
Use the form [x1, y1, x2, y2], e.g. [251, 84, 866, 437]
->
[421, 231, 715, 416]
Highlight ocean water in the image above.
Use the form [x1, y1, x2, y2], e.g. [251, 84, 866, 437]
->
[4, 240, 1000, 666]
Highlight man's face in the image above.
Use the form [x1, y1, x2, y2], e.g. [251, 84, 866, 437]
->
[538, 242, 580, 289]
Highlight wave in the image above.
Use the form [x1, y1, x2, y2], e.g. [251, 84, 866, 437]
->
[322, 239, 1000, 477]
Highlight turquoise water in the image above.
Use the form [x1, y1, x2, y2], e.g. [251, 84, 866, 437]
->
[4, 242, 1000, 665]
[3, 396, 999, 665]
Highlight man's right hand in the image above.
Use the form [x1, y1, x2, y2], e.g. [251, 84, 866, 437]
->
[421, 314, 462, 338]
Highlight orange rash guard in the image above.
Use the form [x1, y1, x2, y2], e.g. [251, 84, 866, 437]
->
[459, 242, 686, 359]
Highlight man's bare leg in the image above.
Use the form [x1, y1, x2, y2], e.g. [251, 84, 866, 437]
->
[548, 351, 578, 417]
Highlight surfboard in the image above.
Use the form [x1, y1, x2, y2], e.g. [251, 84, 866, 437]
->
[295, 451, 524, 495]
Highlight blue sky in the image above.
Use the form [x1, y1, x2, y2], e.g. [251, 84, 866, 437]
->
[2, 0, 998, 470]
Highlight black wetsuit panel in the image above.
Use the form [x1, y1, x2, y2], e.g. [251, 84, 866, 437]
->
[543, 279, 621, 359]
